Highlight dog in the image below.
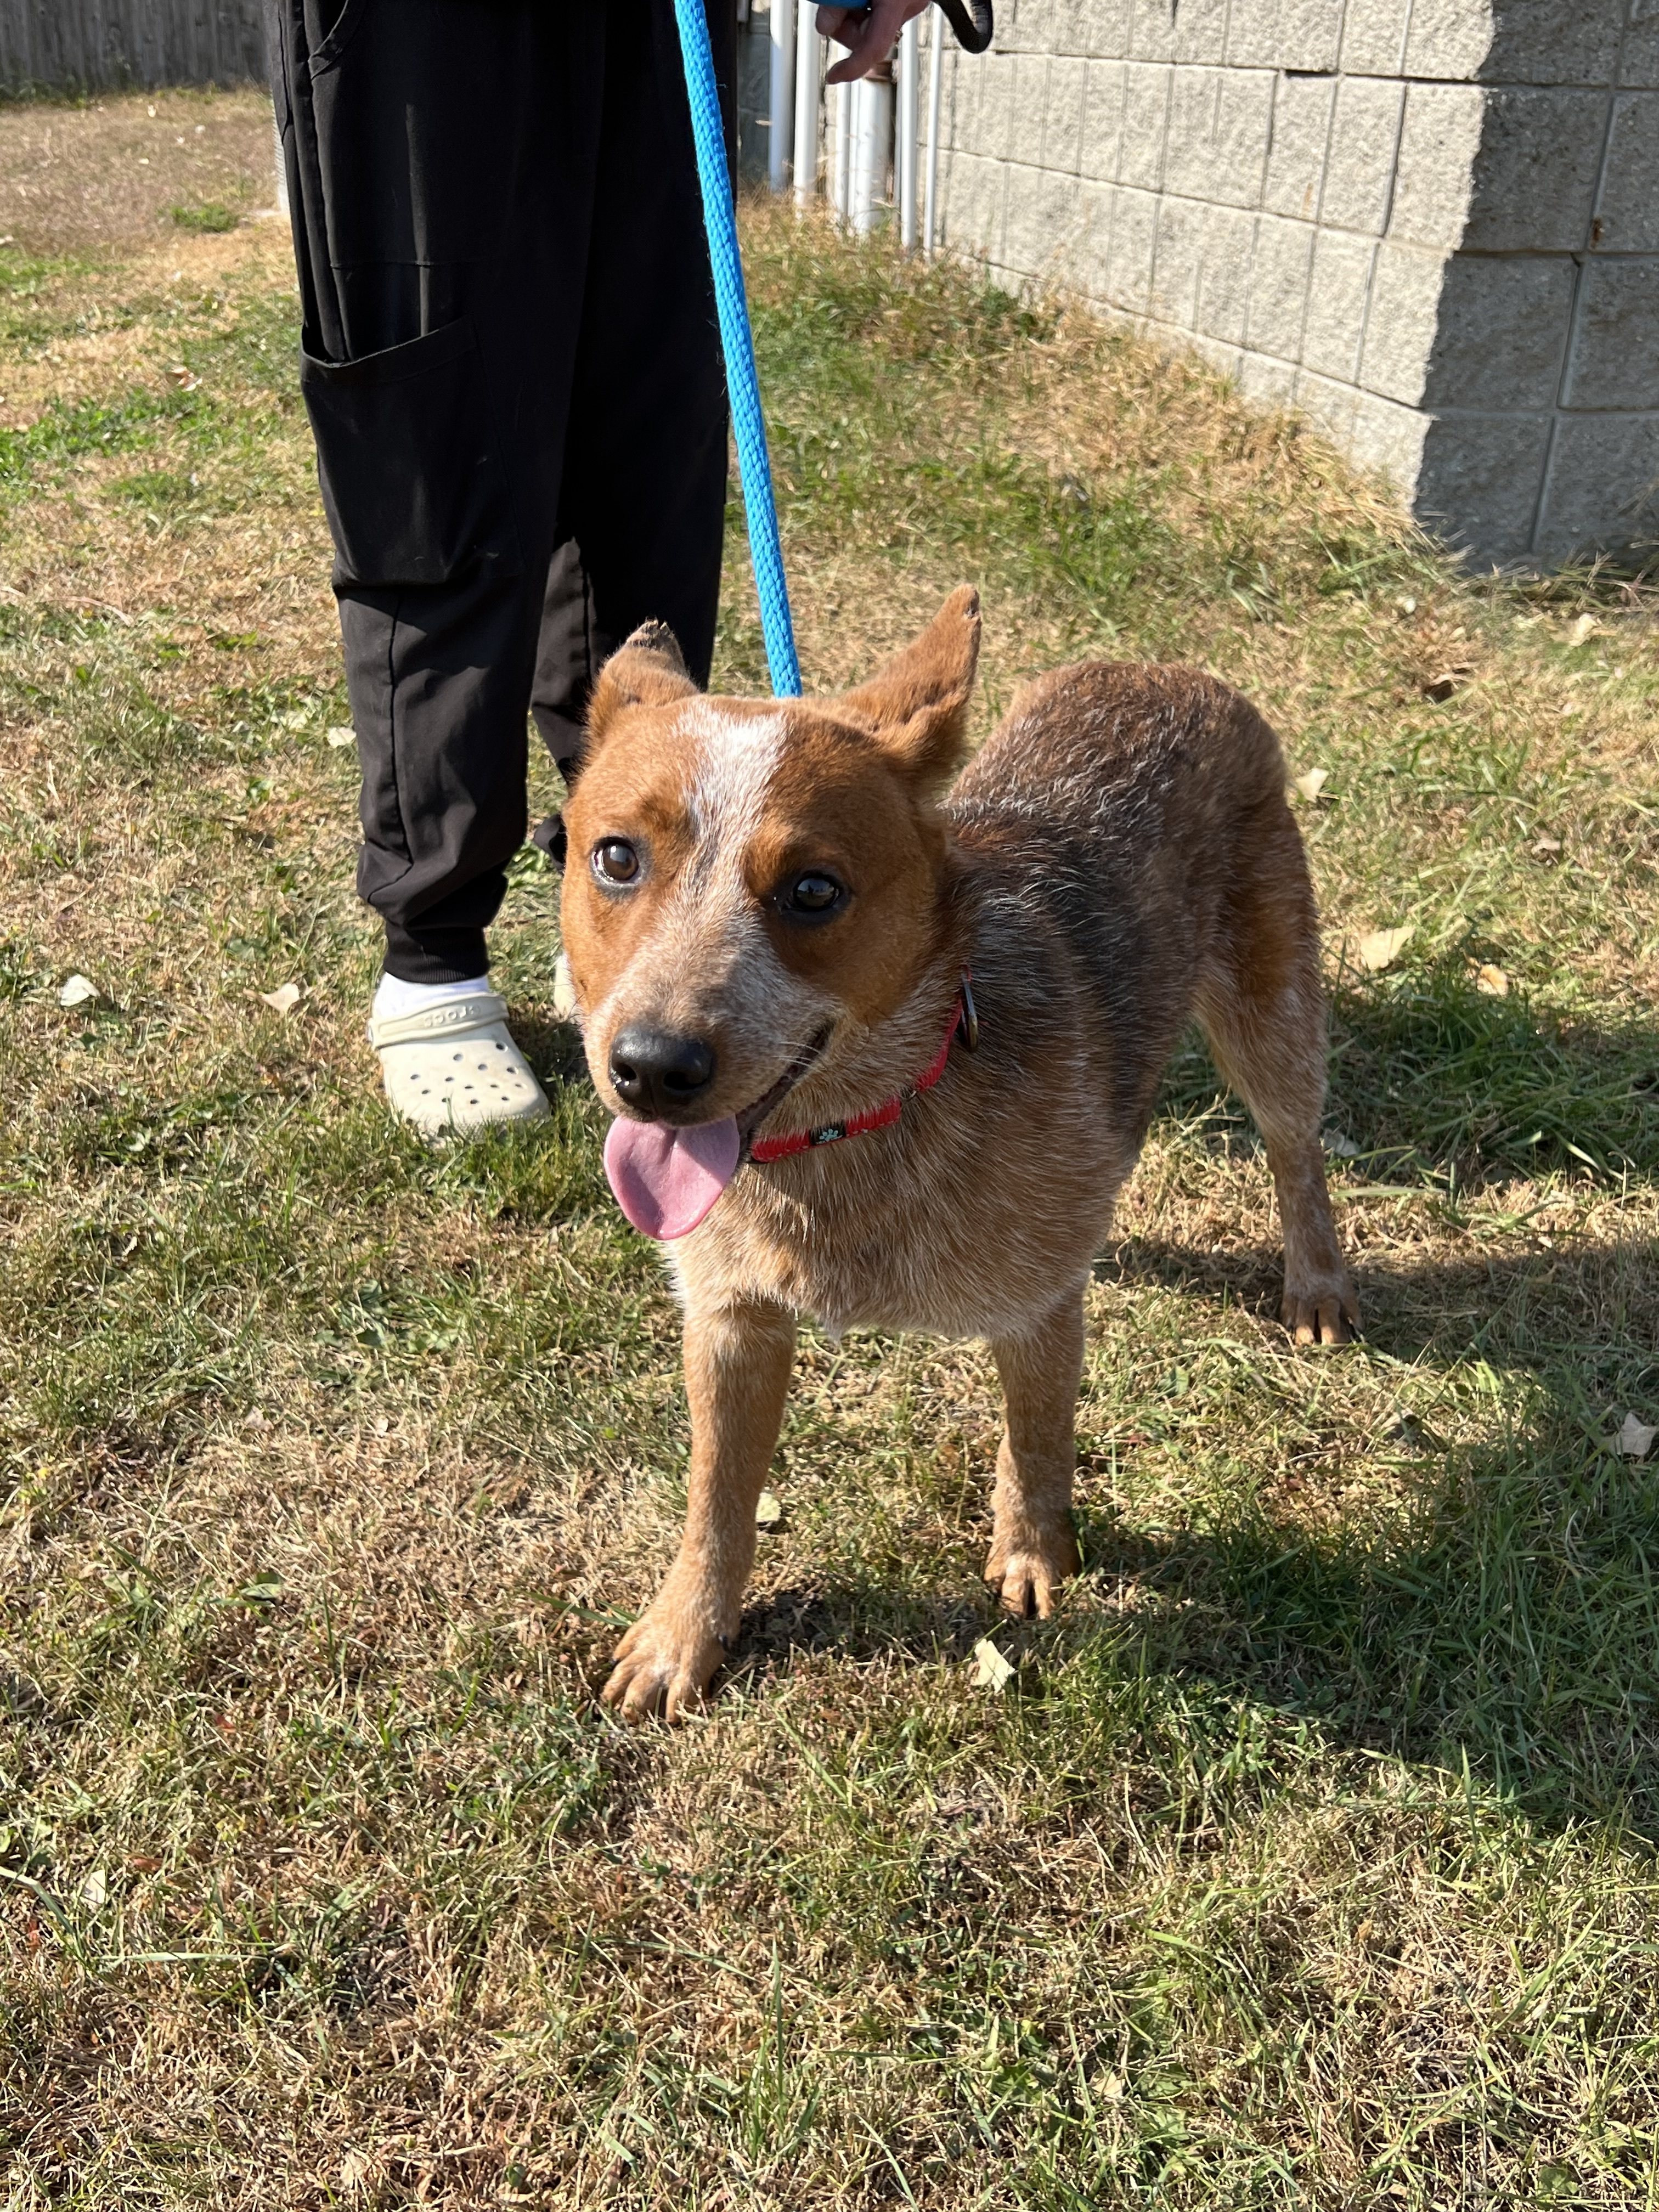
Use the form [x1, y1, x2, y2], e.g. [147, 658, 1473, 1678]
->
[558, 587, 1358, 1720]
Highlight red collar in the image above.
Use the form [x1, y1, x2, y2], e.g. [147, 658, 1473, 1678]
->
[750, 972, 978, 1165]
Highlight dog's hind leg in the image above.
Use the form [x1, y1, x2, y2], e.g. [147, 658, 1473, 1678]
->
[1193, 802, 1359, 1347]
[986, 1285, 1086, 1617]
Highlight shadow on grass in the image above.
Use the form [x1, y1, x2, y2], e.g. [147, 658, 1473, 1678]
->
[1158, 953, 1659, 1189]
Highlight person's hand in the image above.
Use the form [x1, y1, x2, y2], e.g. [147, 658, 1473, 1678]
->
[817, 0, 931, 83]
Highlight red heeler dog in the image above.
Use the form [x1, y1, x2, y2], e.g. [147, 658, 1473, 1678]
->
[558, 588, 1357, 1719]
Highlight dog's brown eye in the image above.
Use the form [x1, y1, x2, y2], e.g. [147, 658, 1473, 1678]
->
[592, 838, 640, 886]
[785, 872, 843, 916]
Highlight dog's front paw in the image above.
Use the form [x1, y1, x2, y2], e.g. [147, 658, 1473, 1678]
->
[601, 1595, 728, 1724]
[985, 1522, 1079, 1620]
[1282, 1272, 1360, 1346]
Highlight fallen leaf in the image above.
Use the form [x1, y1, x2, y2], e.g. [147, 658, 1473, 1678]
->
[1325, 1131, 1361, 1158]
[127, 1854, 162, 1874]
[326, 725, 354, 748]
[79, 1868, 107, 1909]
[553, 951, 578, 1019]
[754, 1489, 783, 1529]
[167, 364, 201, 390]
[970, 1638, 1015, 1692]
[1474, 963, 1510, 997]
[1616, 1412, 1656, 1461]
[1396, 595, 1417, 615]
[258, 981, 302, 1015]
[1532, 836, 1561, 857]
[58, 973, 98, 1007]
[1357, 926, 1414, 973]
[1291, 768, 1328, 802]
[1567, 612, 1598, 647]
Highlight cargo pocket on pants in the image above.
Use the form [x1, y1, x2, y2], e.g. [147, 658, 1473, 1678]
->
[301, 318, 522, 589]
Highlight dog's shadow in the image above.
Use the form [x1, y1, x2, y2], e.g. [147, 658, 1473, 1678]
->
[729, 1222, 1659, 1840]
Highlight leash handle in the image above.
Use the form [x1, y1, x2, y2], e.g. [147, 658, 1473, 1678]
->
[672, 0, 803, 699]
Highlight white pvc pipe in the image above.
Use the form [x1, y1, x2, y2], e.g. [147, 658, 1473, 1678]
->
[898, 17, 919, 250]
[849, 73, 892, 234]
[768, 0, 795, 193]
[793, 10, 819, 206]
[832, 77, 851, 223]
[923, 9, 944, 259]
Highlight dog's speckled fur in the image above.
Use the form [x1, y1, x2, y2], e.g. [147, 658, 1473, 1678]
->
[561, 590, 1357, 1719]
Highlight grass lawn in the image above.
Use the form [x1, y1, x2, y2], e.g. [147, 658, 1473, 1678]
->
[3, 88, 1659, 2210]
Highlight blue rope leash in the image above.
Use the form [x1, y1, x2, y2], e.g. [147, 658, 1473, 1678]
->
[672, 0, 802, 698]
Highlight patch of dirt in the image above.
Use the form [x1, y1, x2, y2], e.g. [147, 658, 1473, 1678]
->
[0, 86, 276, 252]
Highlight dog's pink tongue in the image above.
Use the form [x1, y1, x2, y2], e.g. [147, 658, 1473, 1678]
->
[603, 1115, 742, 1240]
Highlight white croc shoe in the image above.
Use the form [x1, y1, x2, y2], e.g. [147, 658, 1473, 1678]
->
[368, 991, 550, 1139]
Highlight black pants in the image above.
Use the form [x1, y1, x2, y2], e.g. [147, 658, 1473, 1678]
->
[265, 0, 733, 983]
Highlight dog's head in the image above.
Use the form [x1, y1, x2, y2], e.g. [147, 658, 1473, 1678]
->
[558, 588, 980, 1235]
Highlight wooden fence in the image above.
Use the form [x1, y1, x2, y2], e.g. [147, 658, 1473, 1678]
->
[0, 1, 267, 92]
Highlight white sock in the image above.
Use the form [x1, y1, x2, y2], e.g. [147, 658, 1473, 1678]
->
[373, 970, 491, 1022]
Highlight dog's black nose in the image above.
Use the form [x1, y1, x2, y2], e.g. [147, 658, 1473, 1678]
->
[609, 1027, 716, 1116]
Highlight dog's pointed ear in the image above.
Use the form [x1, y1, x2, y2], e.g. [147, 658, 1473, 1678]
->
[585, 622, 697, 749]
[835, 586, 981, 787]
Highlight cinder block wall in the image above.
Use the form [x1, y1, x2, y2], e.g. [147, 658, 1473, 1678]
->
[935, 0, 1658, 566]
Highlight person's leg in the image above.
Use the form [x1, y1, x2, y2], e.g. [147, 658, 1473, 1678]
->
[265, 0, 601, 996]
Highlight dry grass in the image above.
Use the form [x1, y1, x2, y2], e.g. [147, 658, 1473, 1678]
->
[2, 104, 1659, 2209]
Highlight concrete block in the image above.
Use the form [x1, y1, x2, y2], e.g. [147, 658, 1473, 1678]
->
[1195, 204, 1256, 342]
[1535, 413, 1659, 560]
[1167, 64, 1283, 209]
[1301, 228, 1375, 380]
[1595, 94, 1659, 254]
[951, 50, 989, 155]
[1076, 0, 1133, 59]
[1043, 54, 1088, 174]
[1105, 184, 1158, 311]
[1414, 412, 1551, 563]
[1008, 54, 1049, 165]
[1235, 350, 1299, 405]
[1163, 67, 1220, 201]
[944, 152, 1007, 262]
[1263, 71, 1334, 224]
[1119, 61, 1172, 189]
[1350, 390, 1430, 494]
[1387, 83, 1482, 250]
[1226, 0, 1342, 73]
[1359, 241, 1446, 405]
[1173, 0, 1229, 64]
[1622, 0, 1659, 89]
[1399, 0, 1492, 83]
[1149, 193, 1206, 325]
[1080, 60, 1127, 182]
[1564, 259, 1659, 410]
[1049, 0, 1098, 54]
[1128, 0, 1178, 62]
[1464, 88, 1608, 252]
[1319, 76, 1403, 235]
[974, 52, 1018, 162]
[1339, 0, 1411, 77]
[1453, 2, 1624, 88]
[1002, 0, 1058, 51]
[1073, 178, 1117, 295]
[1294, 369, 1361, 447]
[1205, 67, 1277, 208]
[1245, 213, 1314, 358]
[1004, 162, 1087, 275]
[1425, 255, 1576, 409]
